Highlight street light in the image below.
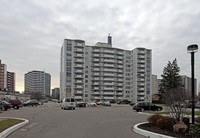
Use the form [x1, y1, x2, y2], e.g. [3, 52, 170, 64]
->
[187, 44, 198, 124]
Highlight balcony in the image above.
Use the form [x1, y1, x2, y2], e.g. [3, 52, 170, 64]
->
[93, 49, 100, 52]
[74, 69, 84, 73]
[104, 59, 114, 62]
[116, 61, 123, 64]
[103, 97, 114, 100]
[93, 92, 100, 94]
[75, 48, 84, 52]
[103, 87, 114, 90]
[74, 64, 83, 68]
[103, 54, 115, 58]
[74, 85, 83, 89]
[93, 63, 100, 66]
[116, 65, 123, 68]
[93, 87, 99, 90]
[138, 83, 145, 86]
[138, 88, 145, 91]
[93, 54, 100, 57]
[93, 82, 100, 85]
[103, 92, 114, 95]
[116, 97, 122, 99]
[138, 64, 145, 68]
[103, 78, 115, 81]
[75, 96, 83, 99]
[116, 51, 123, 55]
[75, 75, 83, 78]
[75, 54, 83, 57]
[75, 43, 84, 47]
[93, 68, 100, 71]
[93, 78, 100, 80]
[138, 50, 145, 54]
[117, 74, 123, 77]
[76, 91, 83, 94]
[94, 97, 100, 99]
[116, 79, 123, 81]
[75, 59, 84, 62]
[104, 64, 114, 67]
[138, 60, 145, 64]
[103, 82, 114, 85]
[92, 58, 100, 62]
[138, 55, 145, 59]
[138, 92, 145, 96]
[104, 50, 115, 53]
[116, 70, 123, 73]
[116, 56, 125, 59]
[138, 69, 145, 72]
[117, 83, 123, 86]
[137, 78, 145, 81]
[117, 88, 123, 90]
[116, 93, 122, 95]
[75, 80, 83, 83]
[104, 69, 115, 72]
[104, 73, 114, 76]
[93, 73, 100, 76]
[137, 97, 145, 100]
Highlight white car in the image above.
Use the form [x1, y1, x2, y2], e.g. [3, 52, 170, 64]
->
[87, 101, 97, 107]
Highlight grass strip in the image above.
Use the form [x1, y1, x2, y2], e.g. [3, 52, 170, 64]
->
[0, 119, 24, 133]
[147, 111, 200, 116]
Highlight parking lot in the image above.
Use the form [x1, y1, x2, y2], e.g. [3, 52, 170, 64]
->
[0, 102, 147, 138]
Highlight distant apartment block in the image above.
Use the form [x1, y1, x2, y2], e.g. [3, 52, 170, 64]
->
[0, 60, 15, 91]
[181, 75, 197, 95]
[24, 70, 51, 97]
[152, 74, 159, 100]
[60, 36, 152, 102]
[52, 88, 60, 100]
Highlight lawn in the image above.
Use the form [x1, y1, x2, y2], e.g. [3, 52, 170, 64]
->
[0, 119, 24, 133]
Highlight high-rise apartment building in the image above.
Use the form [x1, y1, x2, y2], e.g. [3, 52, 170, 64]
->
[0, 60, 7, 90]
[152, 75, 158, 100]
[52, 88, 60, 99]
[60, 36, 152, 102]
[181, 75, 197, 95]
[0, 60, 15, 91]
[25, 70, 51, 97]
[7, 71, 15, 92]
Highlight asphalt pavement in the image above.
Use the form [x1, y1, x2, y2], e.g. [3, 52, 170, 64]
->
[0, 102, 147, 138]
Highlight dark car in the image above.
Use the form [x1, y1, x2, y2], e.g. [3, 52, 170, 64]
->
[0, 100, 2, 110]
[129, 101, 135, 106]
[7, 99, 22, 109]
[23, 100, 39, 106]
[117, 99, 131, 104]
[133, 102, 162, 112]
[1, 101, 11, 111]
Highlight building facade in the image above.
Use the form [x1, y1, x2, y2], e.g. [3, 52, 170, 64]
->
[0, 60, 7, 90]
[181, 75, 197, 95]
[24, 70, 51, 98]
[152, 74, 159, 100]
[60, 36, 152, 102]
[52, 88, 60, 99]
[0, 60, 15, 91]
[7, 71, 15, 92]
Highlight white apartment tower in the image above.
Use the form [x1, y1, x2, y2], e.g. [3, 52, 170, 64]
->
[60, 36, 152, 102]
[25, 70, 51, 97]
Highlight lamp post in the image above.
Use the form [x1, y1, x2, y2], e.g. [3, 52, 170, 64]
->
[187, 44, 198, 124]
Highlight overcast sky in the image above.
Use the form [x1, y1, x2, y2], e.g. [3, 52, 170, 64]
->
[0, 0, 200, 92]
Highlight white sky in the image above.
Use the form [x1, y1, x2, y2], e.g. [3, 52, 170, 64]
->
[0, 0, 200, 92]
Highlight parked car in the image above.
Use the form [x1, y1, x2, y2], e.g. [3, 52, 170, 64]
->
[76, 101, 86, 107]
[1, 101, 11, 111]
[87, 101, 97, 107]
[117, 99, 131, 104]
[23, 100, 39, 106]
[133, 102, 163, 112]
[7, 99, 22, 109]
[97, 101, 103, 105]
[129, 101, 135, 106]
[0, 100, 2, 110]
[61, 98, 76, 110]
[102, 101, 111, 106]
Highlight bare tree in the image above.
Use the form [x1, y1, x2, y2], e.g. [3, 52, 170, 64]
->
[163, 87, 190, 123]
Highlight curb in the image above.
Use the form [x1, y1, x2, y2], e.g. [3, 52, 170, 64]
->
[0, 117, 29, 138]
[133, 122, 175, 138]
